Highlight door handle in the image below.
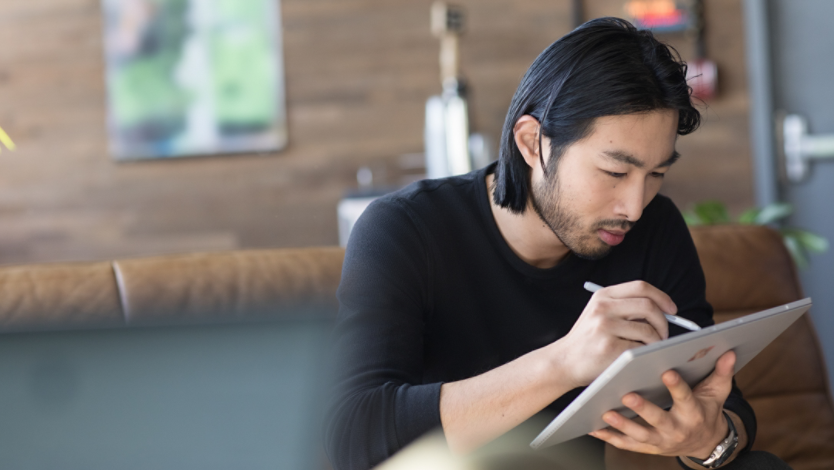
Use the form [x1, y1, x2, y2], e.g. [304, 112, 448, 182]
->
[783, 114, 834, 182]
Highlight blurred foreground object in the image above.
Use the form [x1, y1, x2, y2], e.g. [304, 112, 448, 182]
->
[374, 432, 466, 470]
[0, 125, 16, 152]
[374, 424, 605, 470]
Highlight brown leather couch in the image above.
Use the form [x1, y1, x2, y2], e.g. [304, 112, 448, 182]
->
[0, 247, 344, 331]
[0, 226, 831, 469]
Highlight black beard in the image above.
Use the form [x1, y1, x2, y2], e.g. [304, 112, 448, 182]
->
[529, 171, 633, 261]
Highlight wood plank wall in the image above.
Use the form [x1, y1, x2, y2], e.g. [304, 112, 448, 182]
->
[0, 0, 753, 265]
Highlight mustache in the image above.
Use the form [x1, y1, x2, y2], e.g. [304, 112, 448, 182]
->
[594, 219, 635, 231]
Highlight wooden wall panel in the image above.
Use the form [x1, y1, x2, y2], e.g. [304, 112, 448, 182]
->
[0, 0, 753, 265]
[0, 0, 572, 264]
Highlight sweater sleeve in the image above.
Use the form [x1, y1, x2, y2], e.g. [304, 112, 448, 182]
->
[324, 197, 441, 470]
[645, 197, 757, 455]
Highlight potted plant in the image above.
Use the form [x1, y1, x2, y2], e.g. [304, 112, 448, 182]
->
[683, 200, 829, 269]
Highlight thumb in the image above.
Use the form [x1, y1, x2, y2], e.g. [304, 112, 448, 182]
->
[695, 350, 736, 397]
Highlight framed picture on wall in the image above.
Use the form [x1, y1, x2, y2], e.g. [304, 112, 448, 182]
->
[101, 0, 287, 161]
[623, 0, 695, 33]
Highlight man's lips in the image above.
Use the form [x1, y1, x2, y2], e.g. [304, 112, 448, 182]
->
[598, 229, 627, 246]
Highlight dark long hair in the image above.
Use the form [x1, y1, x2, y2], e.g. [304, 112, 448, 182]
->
[493, 17, 700, 213]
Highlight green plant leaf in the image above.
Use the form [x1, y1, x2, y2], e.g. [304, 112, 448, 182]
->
[692, 201, 730, 225]
[783, 234, 809, 269]
[755, 203, 793, 225]
[783, 228, 829, 253]
[683, 211, 703, 226]
[688, 199, 825, 268]
[737, 208, 760, 225]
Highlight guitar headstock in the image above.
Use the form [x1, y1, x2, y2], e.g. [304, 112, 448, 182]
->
[431, 2, 465, 38]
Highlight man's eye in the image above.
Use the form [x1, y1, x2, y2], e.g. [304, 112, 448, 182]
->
[605, 171, 627, 178]
[650, 172, 666, 178]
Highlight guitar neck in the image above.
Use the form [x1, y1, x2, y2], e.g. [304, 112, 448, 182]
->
[431, 2, 464, 85]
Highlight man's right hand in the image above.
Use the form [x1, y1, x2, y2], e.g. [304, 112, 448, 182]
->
[554, 281, 678, 388]
[440, 281, 679, 453]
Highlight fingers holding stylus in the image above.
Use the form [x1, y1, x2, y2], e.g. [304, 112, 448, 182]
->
[596, 281, 677, 315]
[560, 281, 682, 388]
[589, 282, 673, 341]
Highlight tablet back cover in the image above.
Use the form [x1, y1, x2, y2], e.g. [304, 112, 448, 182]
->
[530, 299, 811, 449]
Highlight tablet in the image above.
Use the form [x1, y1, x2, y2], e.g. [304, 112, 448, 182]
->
[530, 298, 812, 449]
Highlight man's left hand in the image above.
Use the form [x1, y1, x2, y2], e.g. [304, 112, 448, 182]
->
[588, 350, 737, 459]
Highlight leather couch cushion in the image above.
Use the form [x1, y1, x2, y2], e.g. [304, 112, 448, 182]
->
[113, 247, 345, 325]
[690, 225, 803, 312]
[0, 262, 124, 331]
[750, 393, 834, 469]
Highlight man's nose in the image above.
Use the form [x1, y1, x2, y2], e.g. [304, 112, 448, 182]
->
[614, 179, 645, 222]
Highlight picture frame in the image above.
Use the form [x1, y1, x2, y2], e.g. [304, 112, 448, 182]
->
[101, 0, 287, 160]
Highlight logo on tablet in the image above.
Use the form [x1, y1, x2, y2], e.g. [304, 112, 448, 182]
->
[687, 346, 715, 362]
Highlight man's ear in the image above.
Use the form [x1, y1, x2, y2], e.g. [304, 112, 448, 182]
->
[513, 115, 543, 170]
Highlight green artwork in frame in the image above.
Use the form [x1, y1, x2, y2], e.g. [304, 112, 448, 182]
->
[102, 0, 287, 160]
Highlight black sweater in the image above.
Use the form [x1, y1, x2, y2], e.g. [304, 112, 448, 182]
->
[325, 164, 756, 470]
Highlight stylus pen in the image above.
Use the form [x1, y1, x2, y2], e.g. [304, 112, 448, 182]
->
[583, 282, 702, 331]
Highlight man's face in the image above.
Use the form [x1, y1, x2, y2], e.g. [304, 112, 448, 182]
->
[529, 110, 680, 260]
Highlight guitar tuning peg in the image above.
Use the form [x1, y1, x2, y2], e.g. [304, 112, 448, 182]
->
[431, 2, 464, 36]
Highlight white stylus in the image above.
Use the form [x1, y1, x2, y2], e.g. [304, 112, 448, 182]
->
[583, 281, 702, 332]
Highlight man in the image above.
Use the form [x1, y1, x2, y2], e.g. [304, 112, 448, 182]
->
[325, 18, 790, 470]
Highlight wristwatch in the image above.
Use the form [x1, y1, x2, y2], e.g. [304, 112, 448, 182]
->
[687, 411, 739, 468]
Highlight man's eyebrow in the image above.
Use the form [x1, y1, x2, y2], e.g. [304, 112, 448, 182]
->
[657, 151, 681, 168]
[601, 150, 681, 169]
[602, 150, 645, 168]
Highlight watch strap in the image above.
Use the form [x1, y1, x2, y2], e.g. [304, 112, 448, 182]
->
[687, 411, 739, 468]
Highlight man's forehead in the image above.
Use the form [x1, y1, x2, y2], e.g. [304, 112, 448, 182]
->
[588, 111, 679, 133]
[580, 111, 680, 167]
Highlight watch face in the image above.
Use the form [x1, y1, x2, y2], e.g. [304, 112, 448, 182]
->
[710, 434, 739, 467]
